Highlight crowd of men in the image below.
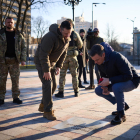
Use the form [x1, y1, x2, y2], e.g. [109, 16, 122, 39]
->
[0, 17, 139, 125]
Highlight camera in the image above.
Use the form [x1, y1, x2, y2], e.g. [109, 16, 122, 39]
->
[86, 28, 94, 41]
[87, 28, 94, 36]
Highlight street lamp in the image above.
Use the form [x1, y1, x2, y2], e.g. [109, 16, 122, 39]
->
[127, 17, 136, 64]
[64, 0, 82, 22]
[92, 3, 106, 29]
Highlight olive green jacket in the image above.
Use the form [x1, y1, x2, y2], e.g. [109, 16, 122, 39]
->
[34, 24, 71, 72]
[0, 28, 26, 64]
[86, 35, 104, 50]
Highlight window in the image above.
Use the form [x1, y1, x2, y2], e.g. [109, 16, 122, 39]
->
[12, 6, 18, 9]
[13, 18, 17, 21]
[27, 10, 31, 13]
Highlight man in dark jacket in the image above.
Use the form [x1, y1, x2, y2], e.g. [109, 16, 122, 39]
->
[90, 44, 139, 125]
[85, 28, 104, 90]
[77, 29, 89, 88]
[34, 21, 72, 120]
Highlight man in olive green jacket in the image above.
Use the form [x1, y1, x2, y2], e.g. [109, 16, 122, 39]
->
[0, 17, 26, 105]
[34, 21, 72, 120]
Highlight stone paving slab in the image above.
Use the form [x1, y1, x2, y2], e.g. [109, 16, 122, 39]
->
[0, 67, 140, 140]
[53, 117, 109, 135]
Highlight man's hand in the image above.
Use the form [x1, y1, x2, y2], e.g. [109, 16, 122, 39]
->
[101, 86, 110, 95]
[80, 52, 83, 56]
[55, 67, 60, 75]
[21, 61, 25, 66]
[43, 72, 51, 80]
[98, 77, 109, 87]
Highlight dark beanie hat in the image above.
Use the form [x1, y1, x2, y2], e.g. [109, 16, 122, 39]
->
[79, 29, 85, 33]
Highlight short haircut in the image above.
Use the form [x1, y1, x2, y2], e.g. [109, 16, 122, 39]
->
[89, 44, 105, 57]
[65, 18, 74, 26]
[6, 17, 14, 21]
[60, 21, 72, 30]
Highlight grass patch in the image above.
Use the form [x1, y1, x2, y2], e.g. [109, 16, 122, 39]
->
[20, 65, 36, 70]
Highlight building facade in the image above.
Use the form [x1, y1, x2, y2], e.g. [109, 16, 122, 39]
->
[57, 14, 98, 33]
[119, 43, 133, 56]
[0, 0, 31, 35]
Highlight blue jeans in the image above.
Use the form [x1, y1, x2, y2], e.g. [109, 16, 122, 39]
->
[95, 80, 136, 111]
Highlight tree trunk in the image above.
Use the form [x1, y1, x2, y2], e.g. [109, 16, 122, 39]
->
[16, 0, 24, 30]
[21, 7, 28, 33]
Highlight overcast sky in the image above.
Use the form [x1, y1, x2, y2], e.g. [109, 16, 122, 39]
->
[31, 0, 140, 44]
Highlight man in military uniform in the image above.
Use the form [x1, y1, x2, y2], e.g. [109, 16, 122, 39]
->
[34, 21, 72, 120]
[77, 29, 89, 88]
[55, 19, 83, 98]
[85, 28, 104, 90]
[0, 17, 26, 105]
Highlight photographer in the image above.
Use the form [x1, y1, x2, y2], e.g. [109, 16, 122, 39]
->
[85, 28, 104, 90]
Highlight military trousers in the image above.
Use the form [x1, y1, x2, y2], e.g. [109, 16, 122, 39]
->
[58, 56, 79, 92]
[0, 57, 20, 100]
[36, 65, 57, 112]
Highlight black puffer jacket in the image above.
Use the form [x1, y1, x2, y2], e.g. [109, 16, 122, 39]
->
[97, 51, 139, 88]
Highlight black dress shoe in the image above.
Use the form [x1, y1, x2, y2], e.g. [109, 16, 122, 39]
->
[79, 85, 85, 88]
[112, 103, 129, 115]
[55, 91, 64, 98]
[111, 113, 126, 125]
[75, 92, 79, 97]
[13, 98, 22, 104]
[83, 81, 89, 84]
[0, 99, 4, 105]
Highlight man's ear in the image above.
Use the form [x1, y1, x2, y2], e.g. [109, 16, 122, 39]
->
[59, 27, 61, 33]
[102, 52, 105, 57]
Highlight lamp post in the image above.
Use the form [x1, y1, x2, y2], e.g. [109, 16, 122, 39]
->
[64, 0, 82, 23]
[127, 17, 136, 64]
[92, 3, 105, 29]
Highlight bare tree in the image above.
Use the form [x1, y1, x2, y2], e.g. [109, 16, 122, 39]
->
[0, 0, 16, 28]
[32, 16, 50, 44]
[0, 0, 62, 32]
[105, 24, 122, 51]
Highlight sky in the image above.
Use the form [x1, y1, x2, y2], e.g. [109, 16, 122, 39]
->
[31, 0, 140, 44]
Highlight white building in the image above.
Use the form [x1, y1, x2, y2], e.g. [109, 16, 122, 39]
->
[57, 13, 98, 33]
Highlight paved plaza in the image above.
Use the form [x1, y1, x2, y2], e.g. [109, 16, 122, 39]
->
[0, 67, 140, 140]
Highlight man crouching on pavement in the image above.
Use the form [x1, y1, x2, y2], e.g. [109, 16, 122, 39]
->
[90, 44, 139, 125]
[34, 21, 72, 120]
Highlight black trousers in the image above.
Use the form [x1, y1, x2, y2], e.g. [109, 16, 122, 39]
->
[78, 65, 87, 85]
[89, 58, 101, 85]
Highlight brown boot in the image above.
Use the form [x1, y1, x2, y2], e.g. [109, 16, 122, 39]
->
[38, 103, 44, 112]
[85, 85, 95, 90]
[43, 111, 57, 120]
